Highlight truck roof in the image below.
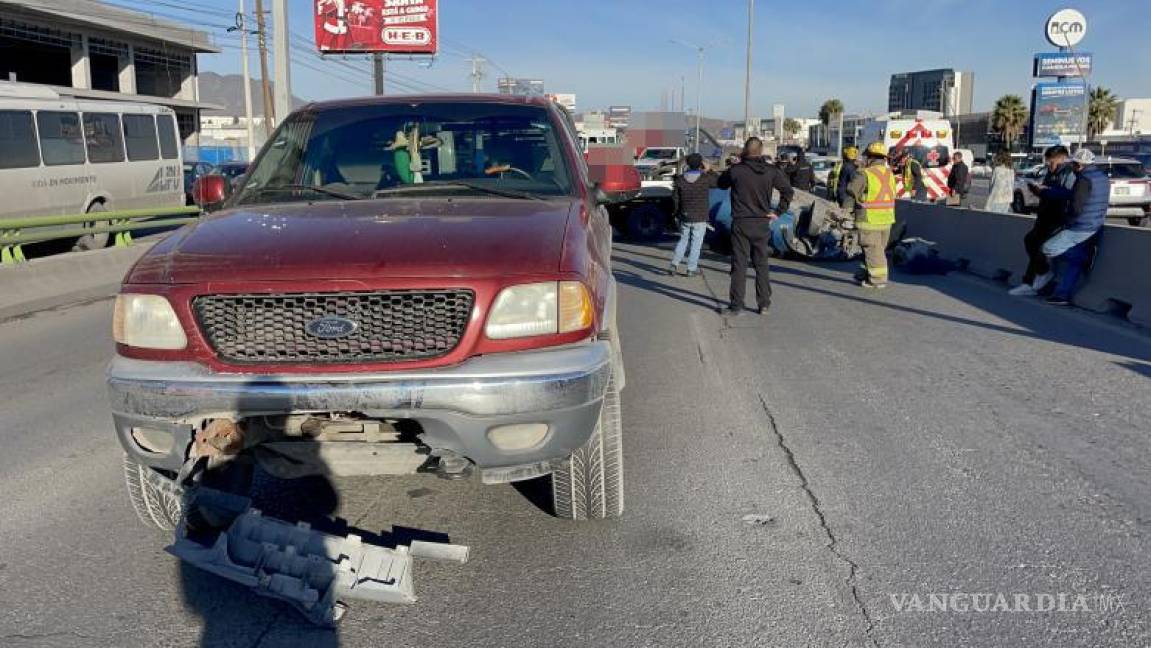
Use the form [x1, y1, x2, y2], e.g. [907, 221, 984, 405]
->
[299, 93, 556, 112]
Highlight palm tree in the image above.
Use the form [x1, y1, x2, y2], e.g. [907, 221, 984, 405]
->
[783, 118, 801, 140]
[819, 99, 844, 127]
[990, 94, 1028, 151]
[1087, 87, 1120, 140]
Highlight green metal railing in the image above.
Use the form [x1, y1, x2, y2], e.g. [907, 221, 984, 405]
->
[0, 206, 201, 265]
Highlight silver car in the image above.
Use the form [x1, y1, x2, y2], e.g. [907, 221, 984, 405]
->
[1012, 157, 1151, 226]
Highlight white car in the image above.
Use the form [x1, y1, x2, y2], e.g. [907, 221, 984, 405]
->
[1012, 158, 1151, 226]
[811, 156, 837, 186]
[1012, 164, 1047, 214]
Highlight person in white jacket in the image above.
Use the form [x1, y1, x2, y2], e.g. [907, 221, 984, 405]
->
[985, 151, 1015, 213]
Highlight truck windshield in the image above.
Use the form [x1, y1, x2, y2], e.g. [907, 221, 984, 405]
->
[234, 102, 575, 205]
[640, 149, 678, 160]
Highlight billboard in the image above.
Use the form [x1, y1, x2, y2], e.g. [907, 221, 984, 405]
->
[315, 0, 438, 54]
[1033, 52, 1092, 78]
[1030, 81, 1087, 148]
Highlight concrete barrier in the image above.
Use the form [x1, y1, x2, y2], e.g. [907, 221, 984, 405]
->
[896, 200, 1151, 327]
[0, 241, 154, 320]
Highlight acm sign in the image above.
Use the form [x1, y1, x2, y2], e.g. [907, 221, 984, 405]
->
[1045, 8, 1087, 48]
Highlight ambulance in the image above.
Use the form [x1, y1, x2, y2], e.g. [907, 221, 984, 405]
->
[858, 111, 955, 200]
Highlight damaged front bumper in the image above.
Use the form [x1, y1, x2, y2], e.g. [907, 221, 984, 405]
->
[108, 342, 613, 479]
[169, 486, 469, 626]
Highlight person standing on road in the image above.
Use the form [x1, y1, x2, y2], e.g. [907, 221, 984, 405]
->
[788, 150, 816, 192]
[1009, 145, 1077, 296]
[718, 137, 794, 315]
[833, 146, 860, 209]
[946, 152, 970, 206]
[984, 151, 1015, 213]
[847, 142, 898, 289]
[669, 153, 719, 276]
[1042, 149, 1108, 306]
[900, 149, 927, 202]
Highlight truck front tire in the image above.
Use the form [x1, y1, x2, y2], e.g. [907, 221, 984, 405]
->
[123, 455, 183, 531]
[551, 374, 624, 520]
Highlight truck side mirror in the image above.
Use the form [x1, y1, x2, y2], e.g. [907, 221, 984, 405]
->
[192, 175, 230, 212]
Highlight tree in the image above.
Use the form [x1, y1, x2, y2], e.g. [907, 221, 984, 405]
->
[990, 94, 1028, 151]
[1087, 87, 1120, 140]
[819, 99, 844, 127]
[783, 117, 801, 140]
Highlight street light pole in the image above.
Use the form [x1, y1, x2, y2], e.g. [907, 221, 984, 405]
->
[271, 0, 292, 123]
[694, 45, 703, 154]
[743, 0, 754, 140]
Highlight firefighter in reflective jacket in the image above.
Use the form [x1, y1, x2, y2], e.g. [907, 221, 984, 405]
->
[846, 142, 897, 288]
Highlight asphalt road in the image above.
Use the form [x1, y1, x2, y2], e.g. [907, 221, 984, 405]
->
[1, 241, 1150, 647]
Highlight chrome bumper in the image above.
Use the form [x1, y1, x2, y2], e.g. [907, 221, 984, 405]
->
[108, 342, 613, 472]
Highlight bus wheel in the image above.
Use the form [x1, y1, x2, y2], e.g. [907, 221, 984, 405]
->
[74, 202, 111, 251]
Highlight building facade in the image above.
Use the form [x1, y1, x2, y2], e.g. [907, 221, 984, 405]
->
[808, 114, 874, 155]
[1114, 98, 1151, 136]
[0, 0, 219, 143]
[888, 69, 974, 117]
[497, 78, 545, 97]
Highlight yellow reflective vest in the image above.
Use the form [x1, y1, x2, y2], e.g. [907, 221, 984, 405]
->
[858, 165, 897, 230]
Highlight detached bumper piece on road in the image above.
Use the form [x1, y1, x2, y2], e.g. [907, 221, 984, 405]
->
[168, 487, 469, 627]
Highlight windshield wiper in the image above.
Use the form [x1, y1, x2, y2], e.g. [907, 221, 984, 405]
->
[250, 184, 362, 200]
[373, 181, 545, 201]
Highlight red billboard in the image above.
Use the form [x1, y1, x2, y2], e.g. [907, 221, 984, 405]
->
[315, 0, 438, 55]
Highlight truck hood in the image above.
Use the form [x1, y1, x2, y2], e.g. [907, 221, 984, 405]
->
[128, 198, 578, 284]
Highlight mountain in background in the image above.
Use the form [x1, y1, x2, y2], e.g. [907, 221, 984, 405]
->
[198, 71, 307, 116]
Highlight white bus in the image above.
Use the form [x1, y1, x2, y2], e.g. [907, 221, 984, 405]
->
[0, 83, 185, 249]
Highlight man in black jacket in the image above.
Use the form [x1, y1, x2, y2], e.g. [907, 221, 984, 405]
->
[788, 150, 815, 191]
[946, 152, 970, 206]
[669, 153, 719, 276]
[718, 137, 794, 315]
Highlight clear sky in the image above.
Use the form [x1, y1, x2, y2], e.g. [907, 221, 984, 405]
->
[130, 0, 1150, 119]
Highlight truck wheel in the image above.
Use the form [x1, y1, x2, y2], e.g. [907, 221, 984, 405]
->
[74, 202, 110, 251]
[123, 455, 183, 531]
[552, 374, 623, 520]
[1127, 216, 1148, 227]
[626, 203, 666, 241]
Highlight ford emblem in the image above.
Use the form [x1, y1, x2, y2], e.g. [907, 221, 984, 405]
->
[305, 316, 359, 339]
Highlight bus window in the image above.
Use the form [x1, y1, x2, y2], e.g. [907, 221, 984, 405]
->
[123, 114, 159, 161]
[156, 114, 178, 160]
[37, 111, 85, 166]
[0, 110, 40, 169]
[83, 112, 125, 163]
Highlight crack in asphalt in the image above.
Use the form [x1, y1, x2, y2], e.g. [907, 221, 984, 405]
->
[757, 394, 879, 648]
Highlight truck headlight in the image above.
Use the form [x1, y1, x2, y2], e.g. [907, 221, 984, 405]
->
[112, 294, 188, 350]
[485, 281, 593, 340]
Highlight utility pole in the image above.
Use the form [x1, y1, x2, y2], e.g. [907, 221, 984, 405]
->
[373, 53, 386, 95]
[836, 112, 844, 157]
[271, 0, 292, 123]
[253, 0, 274, 134]
[694, 45, 702, 153]
[466, 56, 486, 93]
[235, 0, 257, 160]
[743, 0, 754, 140]
[680, 76, 685, 115]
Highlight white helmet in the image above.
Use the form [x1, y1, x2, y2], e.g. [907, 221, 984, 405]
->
[1071, 149, 1096, 166]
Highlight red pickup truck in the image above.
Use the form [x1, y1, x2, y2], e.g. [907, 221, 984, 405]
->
[108, 95, 634, 525]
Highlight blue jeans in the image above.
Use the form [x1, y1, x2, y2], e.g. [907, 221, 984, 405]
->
[1043, 229, 1099, 299]
[672, 221, 708, 271]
